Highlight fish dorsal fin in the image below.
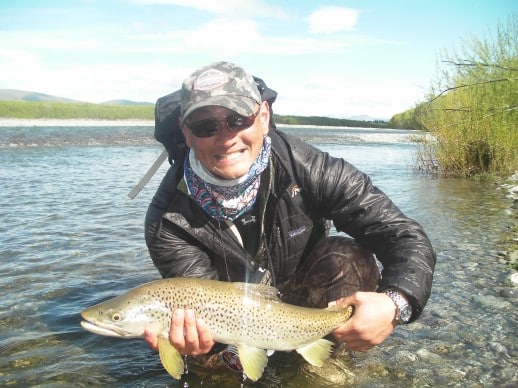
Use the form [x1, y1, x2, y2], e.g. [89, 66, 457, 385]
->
[158, 335, 184, 380]
[296, 338, 334, 367]
[237, 345, 268, 382]
[233, 282, 281, 301]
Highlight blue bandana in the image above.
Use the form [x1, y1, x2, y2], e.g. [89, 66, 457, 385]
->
[184, 136, 271, 221]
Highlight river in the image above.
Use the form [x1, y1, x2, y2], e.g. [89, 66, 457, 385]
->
[0, 124, 516, 387]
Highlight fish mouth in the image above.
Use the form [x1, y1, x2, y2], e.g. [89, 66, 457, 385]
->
[80, 319, 128, 337]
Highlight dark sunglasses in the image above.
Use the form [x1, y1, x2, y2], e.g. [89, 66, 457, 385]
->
[186, 107, 260, 138]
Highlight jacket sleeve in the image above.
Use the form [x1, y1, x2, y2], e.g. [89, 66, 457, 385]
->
[145, 166, 219, 280]
[283, 133, 436, 321]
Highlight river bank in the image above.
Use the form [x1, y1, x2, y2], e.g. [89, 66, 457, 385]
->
[0, 118, 154, 127]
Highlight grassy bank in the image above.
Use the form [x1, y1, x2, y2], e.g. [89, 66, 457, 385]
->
[0, 100, 155, 120]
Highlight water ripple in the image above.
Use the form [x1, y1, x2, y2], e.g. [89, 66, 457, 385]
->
[0, 126, 516, 386]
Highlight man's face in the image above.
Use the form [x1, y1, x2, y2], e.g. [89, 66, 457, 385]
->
[182, 102, 270, 180]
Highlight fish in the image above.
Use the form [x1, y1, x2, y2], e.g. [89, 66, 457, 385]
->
[80, 277, 353, 382]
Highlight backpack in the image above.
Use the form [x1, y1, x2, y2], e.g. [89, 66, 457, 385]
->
[154, 76, 278, 164]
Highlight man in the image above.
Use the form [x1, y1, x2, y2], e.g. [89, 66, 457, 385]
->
[144, 61, 435, 365]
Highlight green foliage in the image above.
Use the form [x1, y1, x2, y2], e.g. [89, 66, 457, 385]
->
[0, 100, 154, 120]
[416, 14, 518, 177]
[388, 103, 428, 130]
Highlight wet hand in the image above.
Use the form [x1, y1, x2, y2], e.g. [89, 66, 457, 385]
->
[332, 291, 397, 352]
[144, 309, 215, 355]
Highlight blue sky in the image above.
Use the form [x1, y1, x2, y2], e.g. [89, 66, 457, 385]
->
[0, 1, 516, 119]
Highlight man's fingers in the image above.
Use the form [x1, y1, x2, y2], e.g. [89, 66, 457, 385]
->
[143, 329, 158, 350]
[196, 317, 215, 353]
[166, 308, 214, 355]
[183, 309, 199, 349]
[169, 309, 186, 348]
[144, 323, 160, 350]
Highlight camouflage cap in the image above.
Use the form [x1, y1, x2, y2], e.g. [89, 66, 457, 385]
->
[180, 61, 262, 124]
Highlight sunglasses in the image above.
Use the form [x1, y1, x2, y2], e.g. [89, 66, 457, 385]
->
[186, 107, 260, 138]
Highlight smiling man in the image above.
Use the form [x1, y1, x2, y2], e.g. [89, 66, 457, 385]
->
[143, 61, 436, 373]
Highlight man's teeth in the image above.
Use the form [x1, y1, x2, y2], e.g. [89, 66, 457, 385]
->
[217, 151, 243, 161]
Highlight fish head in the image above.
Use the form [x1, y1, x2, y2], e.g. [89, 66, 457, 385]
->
[80, 289, 171, 338]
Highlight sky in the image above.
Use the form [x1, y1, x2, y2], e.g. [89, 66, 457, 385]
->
[0, 1, 516, 119]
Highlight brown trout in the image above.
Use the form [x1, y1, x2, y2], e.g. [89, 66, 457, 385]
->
[80, 277, 352, 381]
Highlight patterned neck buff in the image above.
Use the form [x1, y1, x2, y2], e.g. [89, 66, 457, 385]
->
[184, 136, 271, 221]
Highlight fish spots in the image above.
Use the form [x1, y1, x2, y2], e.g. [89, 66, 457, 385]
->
[80, 277, 356, 382]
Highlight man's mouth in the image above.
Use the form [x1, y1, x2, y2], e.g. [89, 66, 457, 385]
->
[216, 150, 245, 161]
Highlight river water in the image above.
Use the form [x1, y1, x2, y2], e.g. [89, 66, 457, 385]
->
[0, 124, 516, 387]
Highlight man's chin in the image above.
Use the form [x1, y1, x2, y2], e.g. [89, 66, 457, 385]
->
[213, 166, 251, 181]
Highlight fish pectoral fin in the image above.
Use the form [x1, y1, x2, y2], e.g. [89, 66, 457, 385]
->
[237, 345, 268, 382]
[157, 335, 184, 380]
[296, 338, 333, 367]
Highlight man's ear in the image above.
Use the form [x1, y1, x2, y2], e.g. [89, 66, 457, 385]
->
[179, 117, 192, 148]
[260, 101, 270, 136]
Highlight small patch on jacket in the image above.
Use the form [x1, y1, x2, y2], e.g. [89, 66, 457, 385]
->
[290, 184, 301, 197]
[288, 225, 307, 238]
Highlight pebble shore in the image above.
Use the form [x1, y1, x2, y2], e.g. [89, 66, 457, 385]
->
[500, 172, 518, 285]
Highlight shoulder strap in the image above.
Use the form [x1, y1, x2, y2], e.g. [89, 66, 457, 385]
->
[154, 90, 186, 164]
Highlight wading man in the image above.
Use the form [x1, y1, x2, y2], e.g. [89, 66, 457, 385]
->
[143, 61, 436, 370]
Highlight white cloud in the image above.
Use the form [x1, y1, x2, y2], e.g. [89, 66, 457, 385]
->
[129, 0, 288, 18]
[308, 7, 359, 34]
[0, 43, 419, 117]
[0, 20, 361, 61]
[0, 44, 180, 102]
[0, 48, 40, 67]
[140, 23, 385, 56]
[182, 18, 261, 55]
[273, 74, 422, 119]
[0, 3, 414, 117]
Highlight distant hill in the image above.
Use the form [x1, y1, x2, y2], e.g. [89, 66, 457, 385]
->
[101, 99, 154, 106]
[348, 114, 381, 122]
[0, 89, 153, 106]
[0, 89, 84, 103]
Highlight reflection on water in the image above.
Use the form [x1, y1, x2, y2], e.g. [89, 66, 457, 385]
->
[0, 125, 516, 386]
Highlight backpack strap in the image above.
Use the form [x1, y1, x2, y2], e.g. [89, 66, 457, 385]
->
[154, 90, 186, 164]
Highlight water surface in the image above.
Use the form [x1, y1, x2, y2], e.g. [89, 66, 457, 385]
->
[0, 125, 516, 386]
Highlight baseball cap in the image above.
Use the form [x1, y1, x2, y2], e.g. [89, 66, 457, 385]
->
[180, 61, 262, 125]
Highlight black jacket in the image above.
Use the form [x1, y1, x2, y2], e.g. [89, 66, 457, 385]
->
[145, 129, 436, 321]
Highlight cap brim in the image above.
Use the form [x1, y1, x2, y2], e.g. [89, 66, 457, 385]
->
[181, 96, 257, 125]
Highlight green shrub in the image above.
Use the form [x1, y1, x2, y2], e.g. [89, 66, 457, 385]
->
[416, 14, 518, 177]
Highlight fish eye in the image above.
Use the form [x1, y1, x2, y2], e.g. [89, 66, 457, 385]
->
[112, 312, 122, 321]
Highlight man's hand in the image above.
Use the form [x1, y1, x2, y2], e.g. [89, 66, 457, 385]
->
[144, 309, 215, 355]
[332, 291, 398, 352]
